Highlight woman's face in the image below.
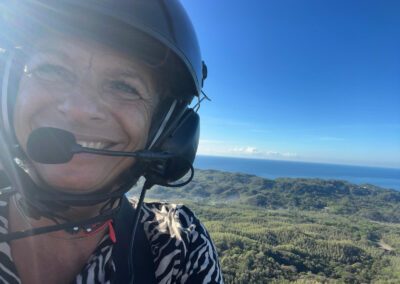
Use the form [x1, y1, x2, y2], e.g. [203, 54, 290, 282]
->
[13, 35, 160, 193]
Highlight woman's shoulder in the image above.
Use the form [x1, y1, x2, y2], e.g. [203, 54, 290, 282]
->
[130, 199, 209, 243]
[129, 199, 224, 283]
[142, 201, 200, 229]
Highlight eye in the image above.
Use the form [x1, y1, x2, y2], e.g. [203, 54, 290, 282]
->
[30, 64, 75, 84]
[106, 80, 141, 100]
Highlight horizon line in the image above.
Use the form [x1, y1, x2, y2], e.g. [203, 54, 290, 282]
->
[195, 154, 400, 170]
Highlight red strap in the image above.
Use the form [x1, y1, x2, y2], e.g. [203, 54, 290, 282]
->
[82, 219, 116, 243]
[108, 221, 116, 243]
[86, 220, 109, 235]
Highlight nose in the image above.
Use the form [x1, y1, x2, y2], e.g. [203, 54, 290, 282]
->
[57, 87, 106, 122]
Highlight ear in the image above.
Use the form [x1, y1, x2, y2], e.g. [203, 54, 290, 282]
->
[146, 108, 199, 184]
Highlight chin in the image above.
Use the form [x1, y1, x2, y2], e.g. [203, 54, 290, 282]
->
[36, 166, 116, 193]
[32, 155, 135, 193]
[44, 175, 108, 193]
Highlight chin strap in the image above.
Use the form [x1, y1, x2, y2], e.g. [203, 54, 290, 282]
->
[0, 172, 154, 243]
[1, 49, 16, 142]
[0, 186, 121, 243]
[9, 150, 150, 209]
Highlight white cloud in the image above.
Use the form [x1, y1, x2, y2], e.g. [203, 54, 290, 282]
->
[198, 140, 298, 160]
[264, 151, 298, 158]
[232, 147, 260, 154]
[230, 147, 298, 158]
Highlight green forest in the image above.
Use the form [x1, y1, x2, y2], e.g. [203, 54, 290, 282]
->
[131, 169, 400, 283]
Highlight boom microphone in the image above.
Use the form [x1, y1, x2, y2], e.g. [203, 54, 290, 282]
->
[27, 127, 174, 164]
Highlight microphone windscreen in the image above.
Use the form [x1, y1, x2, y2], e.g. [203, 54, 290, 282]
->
[27, 127, 77, 164]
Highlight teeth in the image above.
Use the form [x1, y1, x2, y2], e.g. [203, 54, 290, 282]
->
[77, 141, 107, 149]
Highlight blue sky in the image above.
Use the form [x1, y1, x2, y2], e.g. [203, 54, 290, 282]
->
[182, 0, 400, 168]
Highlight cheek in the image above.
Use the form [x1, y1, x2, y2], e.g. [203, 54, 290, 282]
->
[112, 101, 155, 148]
[13, 79, 51, 148]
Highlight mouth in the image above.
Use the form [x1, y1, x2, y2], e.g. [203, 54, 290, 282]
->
[76, 140, 118, 150]
[30, 125, 124, 151]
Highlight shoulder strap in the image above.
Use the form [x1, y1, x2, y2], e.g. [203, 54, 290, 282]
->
[0, 170, 16, 197]
[112, 196, 157, 284]
[0, 170, 11, 189]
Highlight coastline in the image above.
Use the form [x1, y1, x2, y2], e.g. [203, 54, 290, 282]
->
[194, 155, 400, 190]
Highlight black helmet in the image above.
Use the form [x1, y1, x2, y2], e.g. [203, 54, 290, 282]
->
[1, 0, 206, 98]
[0, 0, 205, 213]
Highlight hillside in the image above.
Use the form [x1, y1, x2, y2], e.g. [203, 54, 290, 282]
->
[189, 202, 400, 283]
[129, 169, 400, 283]
[135, 169, 400, 223]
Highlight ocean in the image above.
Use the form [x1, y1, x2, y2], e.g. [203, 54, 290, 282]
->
[194, 155, 400, 191]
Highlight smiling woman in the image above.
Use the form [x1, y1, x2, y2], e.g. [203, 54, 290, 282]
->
[0, 1, 222, 284]
[14, 35, 160, 192]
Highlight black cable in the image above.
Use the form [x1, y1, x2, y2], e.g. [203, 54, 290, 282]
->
[126, 159, 194, 283]
[162, 164, 194, 188]
[128, 178, 154, 284]
[75, 147, 175, 160]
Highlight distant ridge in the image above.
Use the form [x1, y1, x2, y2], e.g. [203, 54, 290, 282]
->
[132, 169, 400, 223]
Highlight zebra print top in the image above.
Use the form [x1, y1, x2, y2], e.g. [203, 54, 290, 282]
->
[0, 194, 224, 283]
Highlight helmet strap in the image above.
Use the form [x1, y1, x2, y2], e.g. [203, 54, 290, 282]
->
[1, 49, 15, 141]
[148, 99, 178, 149]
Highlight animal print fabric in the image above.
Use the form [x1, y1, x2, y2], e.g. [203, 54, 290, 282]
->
[0, 196, 223, 283]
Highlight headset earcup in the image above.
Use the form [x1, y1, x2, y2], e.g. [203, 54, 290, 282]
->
[148, 108, 199, 183]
